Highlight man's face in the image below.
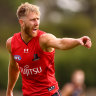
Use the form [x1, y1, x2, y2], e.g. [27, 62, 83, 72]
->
[72, 72, 85, 86]
[22, 12, 40, 37]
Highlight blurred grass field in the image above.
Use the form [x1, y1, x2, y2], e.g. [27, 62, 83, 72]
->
[0, 88, 96, 96]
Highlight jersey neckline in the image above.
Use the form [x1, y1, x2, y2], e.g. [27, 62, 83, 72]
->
[19, 30, 39, 46]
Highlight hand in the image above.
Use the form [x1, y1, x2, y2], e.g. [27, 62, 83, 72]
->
[79, 36, 92, 48]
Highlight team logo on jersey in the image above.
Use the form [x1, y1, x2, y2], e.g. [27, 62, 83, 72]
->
[48, 86, 55, 91]
[32, 54, 40, 61]
[14, 55, 21, 61]
[24, 49, 29, 53]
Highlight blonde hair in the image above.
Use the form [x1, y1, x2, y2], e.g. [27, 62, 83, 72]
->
[16, 2, 40, 19]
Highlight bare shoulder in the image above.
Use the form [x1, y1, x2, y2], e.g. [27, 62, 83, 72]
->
[61, 83, 74, 95]
[39, 33, 56, 43]
[62, 83, 74, 92]
[40, 33, 56, 38]
[64, 83, 74, 89]
[39, 33, 56, 51]
[6, 37, 13, 53]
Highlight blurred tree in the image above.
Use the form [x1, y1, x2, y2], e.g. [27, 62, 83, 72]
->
[83, 0, 96, 24]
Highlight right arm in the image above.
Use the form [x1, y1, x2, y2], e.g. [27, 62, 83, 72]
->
[6, 37, 20, 96]
[39, 33, 91, 52]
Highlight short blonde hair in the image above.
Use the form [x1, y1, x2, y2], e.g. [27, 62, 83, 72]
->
[16, 2, 40, 19]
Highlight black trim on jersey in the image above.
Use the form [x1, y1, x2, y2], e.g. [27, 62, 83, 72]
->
[48, 86, 55, 91]
[20, 33, 32, 45]
[52, 90, 61, 96]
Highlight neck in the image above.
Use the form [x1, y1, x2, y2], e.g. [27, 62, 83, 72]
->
[21, 29, 33, 44]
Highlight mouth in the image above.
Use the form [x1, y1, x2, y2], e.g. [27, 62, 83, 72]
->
[32, 28, 38, 33]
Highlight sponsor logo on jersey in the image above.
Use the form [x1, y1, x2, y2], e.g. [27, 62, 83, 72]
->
[14, 55, 21, 61]
[48, 86, 55, 91]
[19, 65, 42, 76]
[32, 54, 40, 61]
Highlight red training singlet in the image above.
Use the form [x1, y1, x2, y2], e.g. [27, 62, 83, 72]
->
[11, 30, 59, 96]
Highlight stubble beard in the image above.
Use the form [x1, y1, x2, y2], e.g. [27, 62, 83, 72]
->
[23, 24, 34, 37]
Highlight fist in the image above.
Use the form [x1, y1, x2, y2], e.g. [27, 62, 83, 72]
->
[79, 36, 92, 48]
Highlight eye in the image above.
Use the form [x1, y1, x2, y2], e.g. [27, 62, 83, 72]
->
[29, 18, 40, 21]
[30, 19, 35, 21]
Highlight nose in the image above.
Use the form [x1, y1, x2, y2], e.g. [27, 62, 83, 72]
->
[34, 19, 39, 26]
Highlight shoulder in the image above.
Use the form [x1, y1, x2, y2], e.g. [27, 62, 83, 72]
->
[62, 83, 74, 92]
[40, 33, 56, 38]
[6, 37, 13, 53]
[61, 83, 74, 95]
[39, 33, 56, 43]
[39, 33, 56, 51]
[64, 83, 74, 88]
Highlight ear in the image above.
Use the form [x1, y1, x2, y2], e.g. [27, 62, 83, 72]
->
[19, 19, 24, 27]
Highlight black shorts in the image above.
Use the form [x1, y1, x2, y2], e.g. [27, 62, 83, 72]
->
[52, 90, 61, 96]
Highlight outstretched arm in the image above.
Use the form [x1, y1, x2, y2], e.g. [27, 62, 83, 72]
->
[40, 33, 91, 51]
[6, 38, 20, 96]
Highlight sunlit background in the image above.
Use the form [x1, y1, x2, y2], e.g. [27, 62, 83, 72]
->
[0, 0, 96, 96]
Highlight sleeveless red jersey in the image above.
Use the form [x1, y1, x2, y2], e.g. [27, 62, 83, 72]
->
[11, 30, 59, 96]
